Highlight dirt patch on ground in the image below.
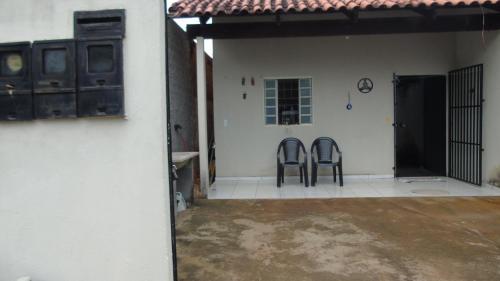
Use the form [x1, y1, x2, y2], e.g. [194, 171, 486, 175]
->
[176, 197, 500, 281]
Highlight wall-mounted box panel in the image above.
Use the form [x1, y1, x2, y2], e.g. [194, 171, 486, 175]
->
[0, 42, 33, 121]
[34, 94, 77, 118]
[74, 10, 125, 40]
[78, 89, 124, 117]
[77, 39, 123, 89]
[32, 39, 77, 119]
[77, 39, 124, 117]
[0, 95, 33, 121]
[33, 40, 76, 93]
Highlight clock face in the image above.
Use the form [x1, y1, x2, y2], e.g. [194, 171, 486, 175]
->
[1, 52, 24, 76]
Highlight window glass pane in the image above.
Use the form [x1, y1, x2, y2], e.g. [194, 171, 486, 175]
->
[266, 107, 276, 115]
[300, 106, 311, 115]
[300, 88, 311, 97]
[265, 89, 276, 98]
[0, 51, 23, 77]
[301, 115, 312, 124]
[265, 116, 276, 125]
[301, 97, 311, 106]
[278, 79, 299, 125]
[265, 80, 275, 89]
[88, 45, 114, 73]
[299, 78, 311, 88]
[265, 98, 275, 106]
[43, 48, 66, 74]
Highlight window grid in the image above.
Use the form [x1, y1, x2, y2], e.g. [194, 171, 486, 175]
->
[264, 79, 277, 125]
[299, 78, 312, 124]
[264, 78, 312, 125]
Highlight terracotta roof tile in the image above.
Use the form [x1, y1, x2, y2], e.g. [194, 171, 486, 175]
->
[168, 0, 499, 17]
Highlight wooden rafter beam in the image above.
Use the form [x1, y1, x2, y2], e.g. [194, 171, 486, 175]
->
[342, 10, 359, 22]
[199, 15, 211, 25]
[187, 14, 500, 39]
[412, 8, 437, 20]
[485, 5, 500, 13]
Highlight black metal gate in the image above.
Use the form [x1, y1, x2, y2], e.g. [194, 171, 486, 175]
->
[448, 64, 484, 185]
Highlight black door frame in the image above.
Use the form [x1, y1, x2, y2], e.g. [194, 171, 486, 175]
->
[164, 14, 178, 281]
[393, 73, 447, 178]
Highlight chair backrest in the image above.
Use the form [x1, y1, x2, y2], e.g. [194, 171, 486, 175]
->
[312, 137, 340, 163]
[278, 138, 304, 164]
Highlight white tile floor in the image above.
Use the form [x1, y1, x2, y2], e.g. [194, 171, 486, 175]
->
[207, 176, 500, 199]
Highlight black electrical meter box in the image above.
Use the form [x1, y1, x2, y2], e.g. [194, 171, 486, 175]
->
[75, 9, 125, 117]
[77, 39, 124, 117]
[32, 39, 77, 119]
[74, 10, 125, 40]
[0, 42, 33, 121]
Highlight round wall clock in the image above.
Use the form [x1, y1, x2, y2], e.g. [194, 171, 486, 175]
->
[357, 78, 373, 94]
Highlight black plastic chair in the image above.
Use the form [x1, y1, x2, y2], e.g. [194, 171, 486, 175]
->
[277, 138, 309, 187]
[311, 137, 343, 186]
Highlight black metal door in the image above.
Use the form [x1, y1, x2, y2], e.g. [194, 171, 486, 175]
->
[448, 64, 484, 186]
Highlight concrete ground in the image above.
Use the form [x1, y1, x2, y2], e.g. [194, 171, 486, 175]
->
[176, 197, 500, 281]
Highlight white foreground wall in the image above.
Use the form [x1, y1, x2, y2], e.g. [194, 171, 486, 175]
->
[213, 33, 455, 176]
[456, 31, 500, 182]
[0, 1, 173, 281]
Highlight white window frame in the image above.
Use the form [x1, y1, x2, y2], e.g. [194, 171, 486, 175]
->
[264, 79, 278, 126]
[299, 78, 313, 125]
[264, 77, 313, 126]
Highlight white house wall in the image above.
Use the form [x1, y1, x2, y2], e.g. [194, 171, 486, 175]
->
[456, 30, 500, 183]
[213, 33, 456, 177]
[0, 1, 173, 281]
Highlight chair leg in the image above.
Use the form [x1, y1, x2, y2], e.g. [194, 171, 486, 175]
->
[281, 166, 285, 183]
[277, 164, 281, 187]
[314, 163, 317, 186]
[311, 163, 316, 186]
[338, 164, 344, 187]
[303, 163, 309, 187]
[333, 166, 337, 183]
[300, 166, 303, 183]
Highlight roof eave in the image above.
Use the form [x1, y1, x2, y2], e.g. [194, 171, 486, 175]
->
[168, 2, 500, 18]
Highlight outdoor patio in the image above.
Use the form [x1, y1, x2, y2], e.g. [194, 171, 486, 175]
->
[208, 177, 500, 199]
